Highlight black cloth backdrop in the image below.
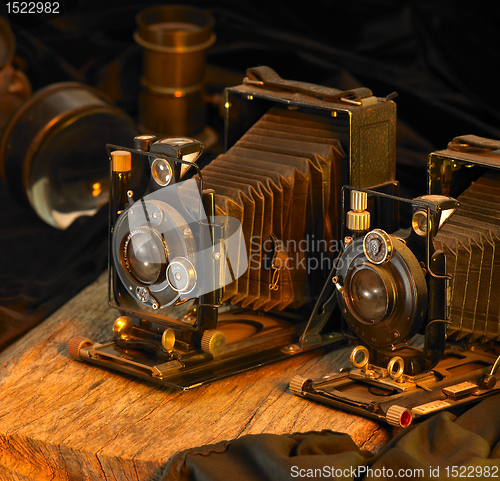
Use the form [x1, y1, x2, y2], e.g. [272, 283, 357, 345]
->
[1, 1, 500, 478]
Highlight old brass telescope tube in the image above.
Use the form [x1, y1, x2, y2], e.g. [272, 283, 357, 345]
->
[134, 5, 216, 137]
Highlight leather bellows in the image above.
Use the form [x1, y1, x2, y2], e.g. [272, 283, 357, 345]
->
[200, 108, 344, 311]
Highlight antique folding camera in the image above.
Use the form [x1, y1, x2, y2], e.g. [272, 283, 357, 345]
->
[68, 66, 398, 389]
[290, 135, 500, 427]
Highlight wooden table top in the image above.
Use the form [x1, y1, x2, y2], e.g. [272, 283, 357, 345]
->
[0, 272, 392, 481]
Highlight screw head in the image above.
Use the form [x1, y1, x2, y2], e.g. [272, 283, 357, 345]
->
[481, 373, 496, 390]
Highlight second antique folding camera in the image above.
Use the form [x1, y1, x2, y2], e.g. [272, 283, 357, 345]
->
[68, 66, 398, 388]
[290, 135, 500, 427]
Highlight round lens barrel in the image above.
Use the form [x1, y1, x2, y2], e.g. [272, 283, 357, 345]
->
[0, 82, 138, 229]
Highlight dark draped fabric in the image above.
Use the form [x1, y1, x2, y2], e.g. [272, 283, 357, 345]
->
[162, 393, 500, 480]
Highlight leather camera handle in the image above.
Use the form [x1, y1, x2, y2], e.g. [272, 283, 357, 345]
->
[448, 134, 500, 153]
[244, 66, 373, 103]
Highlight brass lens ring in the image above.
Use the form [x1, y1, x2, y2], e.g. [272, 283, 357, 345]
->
[335, 235, 428, 348]
[350, 345, 370, 369]
[113, 198, 199, 310]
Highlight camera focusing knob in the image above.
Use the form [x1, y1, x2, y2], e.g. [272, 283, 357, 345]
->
[346, 190, 370, 233]
[386, 405, 413, 428]
[201, 330, 226, 356]
[289, 375, 311, 395]
[68, 337, 94, 361]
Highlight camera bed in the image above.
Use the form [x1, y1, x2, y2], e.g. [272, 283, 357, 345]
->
[73, 311, 343, 390]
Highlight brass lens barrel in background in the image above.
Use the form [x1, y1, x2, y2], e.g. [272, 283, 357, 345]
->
[0, 82, 138, 229]
[134, 5, 216, 137]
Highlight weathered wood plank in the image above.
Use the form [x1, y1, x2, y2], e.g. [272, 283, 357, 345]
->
[0, 272, 391, 480]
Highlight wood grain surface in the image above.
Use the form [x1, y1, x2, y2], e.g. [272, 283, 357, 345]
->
[0, 272, 392, 481]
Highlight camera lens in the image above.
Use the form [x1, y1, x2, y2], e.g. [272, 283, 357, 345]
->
[349, 268, 388, 321]
[337, 237, 428, 347]
[126, 230, 164, 284]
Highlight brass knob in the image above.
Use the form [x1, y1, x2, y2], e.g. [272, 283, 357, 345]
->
[68, 337, 93, 360]
[161, 328, 176, 351]
[111, 150, 132, 172]
[201, 330, 226, 356]
[346, 210, 370, 231]
[350, 190, 367, 211]
[386, 405, 413, 428]
[346, 190, 370, 232]
[113, 316, 133, 339]
[289, 375, 310, 395]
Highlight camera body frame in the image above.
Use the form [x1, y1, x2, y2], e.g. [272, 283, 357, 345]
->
[107, 137, 222, 354]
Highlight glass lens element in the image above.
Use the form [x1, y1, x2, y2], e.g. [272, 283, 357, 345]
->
[350, 268, 388, 321]
[127, 231, 163, 284]
[151, 158, 173, 186]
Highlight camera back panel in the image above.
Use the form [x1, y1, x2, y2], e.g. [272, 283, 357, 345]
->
[430, 135, 500, 342]
[226, 66, 397, 189]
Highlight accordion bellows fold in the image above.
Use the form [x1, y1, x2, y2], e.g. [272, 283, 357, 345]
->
[199, 107, 345, 311]
[434, 175, 500, 342]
